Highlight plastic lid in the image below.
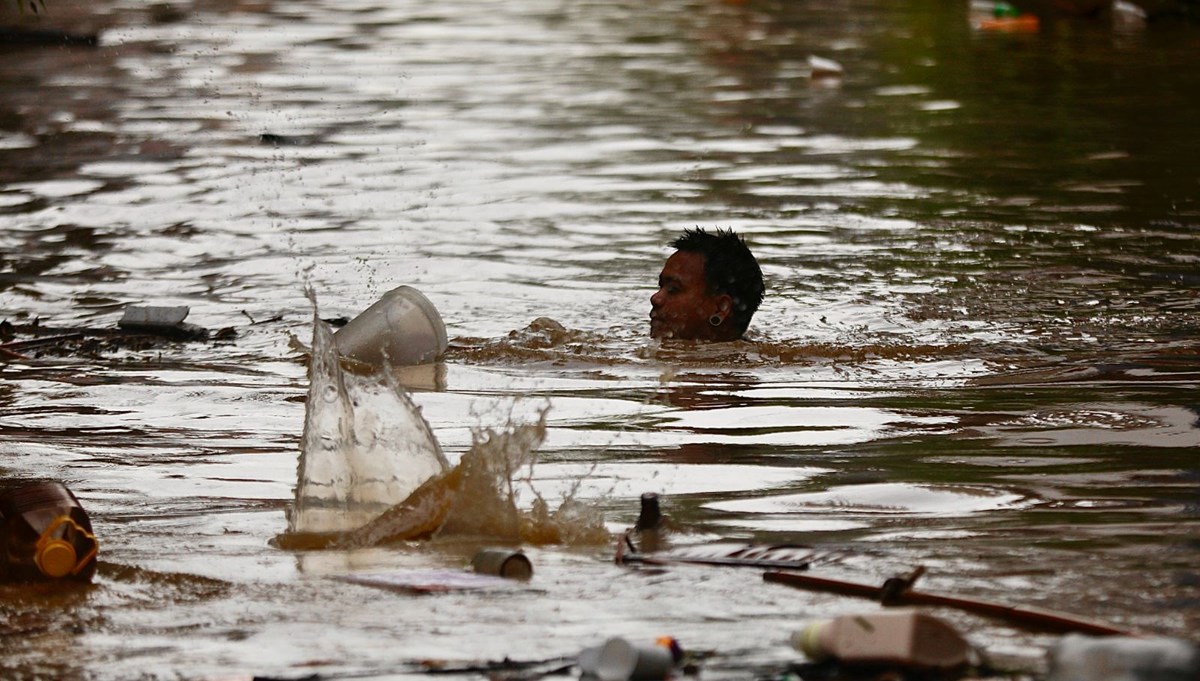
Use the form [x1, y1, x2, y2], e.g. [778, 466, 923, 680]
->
[37, 539, 78, 578]
[791, 621, 830, 660]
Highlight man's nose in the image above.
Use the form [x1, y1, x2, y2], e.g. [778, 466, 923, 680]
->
[650, 288, 664, 306]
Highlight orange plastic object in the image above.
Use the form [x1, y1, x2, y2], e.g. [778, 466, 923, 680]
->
[977, 15, 1040, 31]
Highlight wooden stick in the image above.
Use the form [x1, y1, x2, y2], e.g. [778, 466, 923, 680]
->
[763, 570, 1133, 637]
[2, 333, 85, 350]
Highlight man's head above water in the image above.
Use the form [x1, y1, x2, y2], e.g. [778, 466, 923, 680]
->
[650, 227, 764, 342]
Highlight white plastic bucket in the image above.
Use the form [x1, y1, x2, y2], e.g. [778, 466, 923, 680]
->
[334, 286, 448, 367]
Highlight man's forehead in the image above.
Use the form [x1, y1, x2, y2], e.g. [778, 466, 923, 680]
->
[662, 250, 706, 282]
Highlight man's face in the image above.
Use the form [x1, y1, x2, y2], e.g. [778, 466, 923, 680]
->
[650, 250, 726, 340]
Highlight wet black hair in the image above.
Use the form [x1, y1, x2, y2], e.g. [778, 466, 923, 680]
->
[670, 227, 764, 335]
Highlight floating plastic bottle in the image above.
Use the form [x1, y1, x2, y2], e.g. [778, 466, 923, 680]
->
[1046, 634, 1200, 681]
[0, 480, 99, 583]
[791, 610, 972, 671]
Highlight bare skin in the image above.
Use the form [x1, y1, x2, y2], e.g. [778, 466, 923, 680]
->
[650, 250, 739, 342]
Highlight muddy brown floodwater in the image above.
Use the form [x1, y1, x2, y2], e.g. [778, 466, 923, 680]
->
[1, 0, 1198, 679]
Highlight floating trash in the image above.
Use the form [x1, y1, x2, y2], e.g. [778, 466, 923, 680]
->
[334, 285, 448, 368]
[0, 480, 99, 583]
[792, 610, 973, 671]
[579, 636, 681, 681]
[1046, 634, 1200, 681]
[471, 548, 533, 580]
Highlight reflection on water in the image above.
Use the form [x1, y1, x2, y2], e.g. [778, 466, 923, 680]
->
[706, 482, 1034, 518]
[1, 0, 1198, 677]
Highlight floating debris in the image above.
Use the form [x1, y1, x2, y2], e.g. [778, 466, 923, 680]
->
[764, 568, 1132, 636]
[471, 548, 533, 580]
[807, 55, 844, 81]
[0, 480, 99, 583]
[118, 305, 207, 340]
[792, 610, 974, 672]
[579, 637, 682, 681]
[0, 307, 226, 361]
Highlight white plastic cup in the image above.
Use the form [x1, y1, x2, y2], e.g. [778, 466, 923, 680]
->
[592, 637, 674, 681]
[334, 286, 447, 367]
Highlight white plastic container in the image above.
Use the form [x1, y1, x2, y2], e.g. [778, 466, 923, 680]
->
[334, 286, 447, 367]
[1046, 634, 1200, 681]
[791, 610, 972, 670]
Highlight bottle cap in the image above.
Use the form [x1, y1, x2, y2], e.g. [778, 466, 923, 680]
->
[33, 514, 99, 579]
[36, 539, 78, 578]
[791, 621, 831, 660]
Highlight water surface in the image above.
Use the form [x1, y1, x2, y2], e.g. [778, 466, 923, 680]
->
[1, 0, 1198, 678]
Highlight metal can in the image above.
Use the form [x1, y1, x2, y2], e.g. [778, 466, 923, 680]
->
[470, 548, 533, 580]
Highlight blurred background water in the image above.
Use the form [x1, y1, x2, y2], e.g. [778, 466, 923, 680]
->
[1, 0, 1198, 679]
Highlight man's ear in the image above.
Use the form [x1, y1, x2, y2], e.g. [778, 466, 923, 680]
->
[716, 294, 733, 317]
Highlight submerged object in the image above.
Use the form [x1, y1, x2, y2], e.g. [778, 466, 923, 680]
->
[1046, 634, 1200, 681]
[334, 285, 447, 367]
[792, 610, 972, 671]
[0, 480, 99, 583]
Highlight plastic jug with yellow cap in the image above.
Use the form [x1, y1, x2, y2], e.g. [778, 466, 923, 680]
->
[0, 480, 99, 583]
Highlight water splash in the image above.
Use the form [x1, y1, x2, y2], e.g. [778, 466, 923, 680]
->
[441, 406, 610, 546]
[280, 292, 609, 550]
[286, 289, 449, 537]
[335, 402, 610, 548]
